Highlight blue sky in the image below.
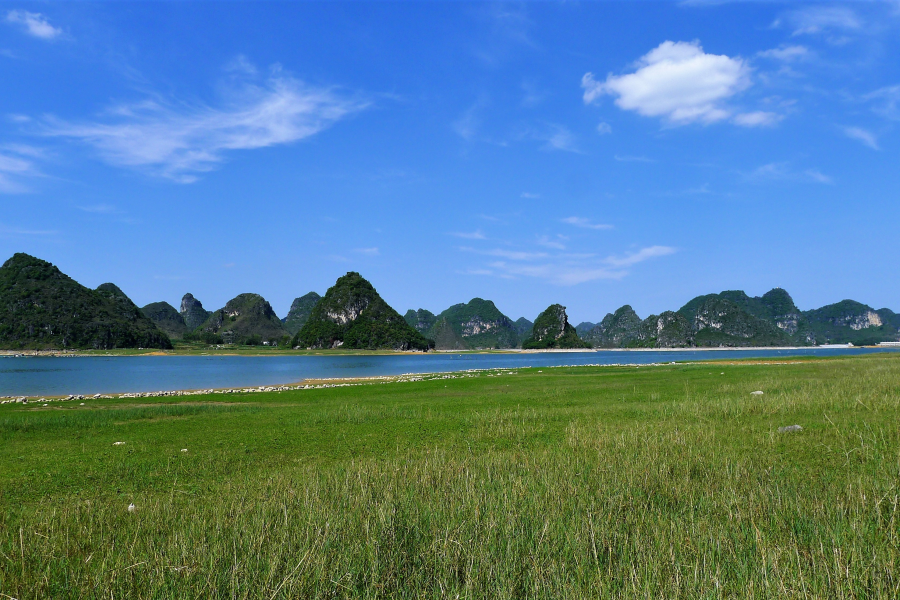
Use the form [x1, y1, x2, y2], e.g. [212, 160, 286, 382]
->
[1, 1, 898, 324]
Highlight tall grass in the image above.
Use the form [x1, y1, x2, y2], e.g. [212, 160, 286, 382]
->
[1, 356, 899, 598]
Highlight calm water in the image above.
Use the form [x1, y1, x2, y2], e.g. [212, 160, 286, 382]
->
[1, 347, 897, 397]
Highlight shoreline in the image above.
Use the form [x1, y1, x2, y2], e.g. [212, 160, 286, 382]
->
[0, 352, 882, 402]
[0, 344, 865, 359]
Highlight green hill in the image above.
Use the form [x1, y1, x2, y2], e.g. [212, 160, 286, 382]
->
[522, 304, 591, 349]
[196, 293, 287, 345]
[677, 292, 793, 347]
[0, 253, 172, 350]
[574, 321, 595, 337]
[428, 317, 466, 350]
[636, 311, 694, 348]
[141, 301, 187, 339]
[514, 317, 534, 347]
[282, 292, 321, 335]
[425, 298, 519, 349]
[804, 300, 900, 345]
[404, 309, 437, 334]
[582, 305, 643, 348]
[180, 293, 212, 331]
[294, 272, 433, 351]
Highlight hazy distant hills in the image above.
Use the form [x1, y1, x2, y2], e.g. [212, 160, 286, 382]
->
[282, 292, 321, 335]
[0, 253, 172, 350]
[1, 253, 897, 350]
[583, 288, 900, 348]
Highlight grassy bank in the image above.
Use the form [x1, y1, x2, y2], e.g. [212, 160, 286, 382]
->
[1, 355, 898, 598]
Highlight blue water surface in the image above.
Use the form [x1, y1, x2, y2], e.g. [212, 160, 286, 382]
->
[1, 347, 897, 397]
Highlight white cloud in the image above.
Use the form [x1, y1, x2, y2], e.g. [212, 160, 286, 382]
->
[748, 162, 833, 185]
[582, 40, 751, 125]
[0, 147, 39, 193]
[561, 216, 613, 230]
[524, 124, 580, 152]
[732, 111, 782, 127]
[783, 6, 861, 36]
[450, 230, 487, 240]
[520, 192, 540, 199]
[864, 85, 900, 121]
[78, 204, 119, 214]
[41, 69, 367, 182]
[5, 10, 62, 40]
[803, 169, 833, 184]
[843, 126, 879, 150]
[757, 45, 811, 62]
[354, 247, 379, 256]
[614, 154, 655, 163]
[536, 235, 566, 250]
[0, 223, 57, 236]
[596, 121, 612, 135]
[478, 244, 676, 285]
[453, 103, 481, 141]
[604, 246, 676, 268]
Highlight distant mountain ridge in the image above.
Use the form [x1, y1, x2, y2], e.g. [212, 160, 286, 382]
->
[0, 253, 172, 350]
[2, 252, 897, 351]
[417, 298, 519, 350]
[581, 288, 900, 348]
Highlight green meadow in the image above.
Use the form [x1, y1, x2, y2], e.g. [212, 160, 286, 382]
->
[1, 354, 899, 598]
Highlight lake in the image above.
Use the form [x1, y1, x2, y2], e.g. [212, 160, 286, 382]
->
[2, 347, 898, 397]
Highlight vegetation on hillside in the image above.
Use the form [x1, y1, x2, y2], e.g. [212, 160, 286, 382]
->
[0, 253, 172, 350]
[140, 301, 188, 339]
[196, 293, 287, 345]
[403, 308, 437, 334]
[282, 292, 321, 335]
[522, 304, 591, 349]
[425, 298, 519, 349]
[294, 272, 433, 351]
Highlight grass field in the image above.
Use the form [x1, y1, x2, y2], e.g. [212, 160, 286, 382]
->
[1, 354, 899, 598]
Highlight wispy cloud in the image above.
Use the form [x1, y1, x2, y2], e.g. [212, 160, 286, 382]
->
[40, 64, 367, 182]
[843, 126, 879, 150]
[732, 111, 782, 127]
[779, 6, 861, 37]
[450, 230, 487, 240]
[5, 10, 62, 40]
[460, 235, 675, 285]
[0, 147, 39, 193]
[614, 154, 655, 163]
[453, 100, 484, 141]
[354, 247, 379, 256]
[480, 244, 676, 286]
[78, 204, 120, 214]
[561, 216, 613, 231]
[520, 192, 540, 199]
[756, 45, 811, 62]
[583, 40, 752, 125]
[864, 85, 900, 121]
[0, 224, 57, 236]
[536, 234, 567, 250]
[747, 162, 833, 185]
[460, 246, 548, 261]
[523, 123, 580, 153]
[596, 122, 612, 135]
[604, 246, 677, 268]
